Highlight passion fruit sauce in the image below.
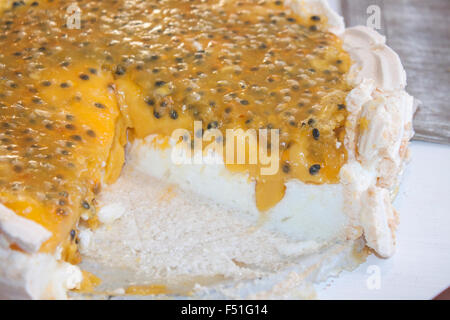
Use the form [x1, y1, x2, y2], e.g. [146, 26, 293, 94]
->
[0, 0, 352, 251]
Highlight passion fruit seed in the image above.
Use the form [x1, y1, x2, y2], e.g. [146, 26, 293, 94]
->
[312, 128, 320, 140]
[309, 164, 321, 175]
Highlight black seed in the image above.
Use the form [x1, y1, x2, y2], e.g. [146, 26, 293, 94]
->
[13, 51, 22, 56]
[240, 100, 249, 105]
[336, 59, 343, 65]
[145, 98, 155, 106]
[60, 82, 70, 88]
[13, 165, 23, 173]
[175, 57, 183, 63]
[287, 17, 296, 22]
[225, 107, 232, 113]
[312, 128, 320, 140]
[32, 97, 42, 104]
[65, 124, 75, 130]
[169, 110, 178, 119]
[309, 25, 318, 31]
[66, 115, 74, 121]
[115, 65, 126, 76]
[282, 163, 291, 174]
[311, 15, 321, 21]
[150, 55, 159, 61]
[160, 101, 168, 107]
[82, 201, 90, 209]
[207, 121, 218, 129]
[309, 164, 321, 175]
[155, 80, 166, 87]
[41, 80, 51, 87]
[45, 123, 53, 130]
[153, 110, 161, 119]
[71, 135, 82, 141]
[70, 229, 76, 240]
[79, 73, 89, 80]
[338, 104, 346, 110]
[89, 68, 97, 74]
[59, 199, 66, 206]
[289, 121, 296, 127]
[86, 130, 96, 137]
[94, 102, 105, 109]
[31, 1, 39, 6]
[245, 119, 252, 124]
[308, 118, 315, 126]
[152, 68, 160, 74]
[274, 1, 282, 5]
[60, 61, 70, 67]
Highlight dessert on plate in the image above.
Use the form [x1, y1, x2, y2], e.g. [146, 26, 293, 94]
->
[0, 0, 414, 299]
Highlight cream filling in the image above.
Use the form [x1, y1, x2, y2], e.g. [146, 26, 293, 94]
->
[129, 136, 350, 244]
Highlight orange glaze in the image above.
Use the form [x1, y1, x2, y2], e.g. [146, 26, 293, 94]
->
[0, 0, 352, 253]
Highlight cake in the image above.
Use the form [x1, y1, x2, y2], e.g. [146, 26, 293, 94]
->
[0, 0, 414, 299]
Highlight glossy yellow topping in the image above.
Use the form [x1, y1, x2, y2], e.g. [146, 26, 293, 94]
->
[0, 0, 352, 252]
